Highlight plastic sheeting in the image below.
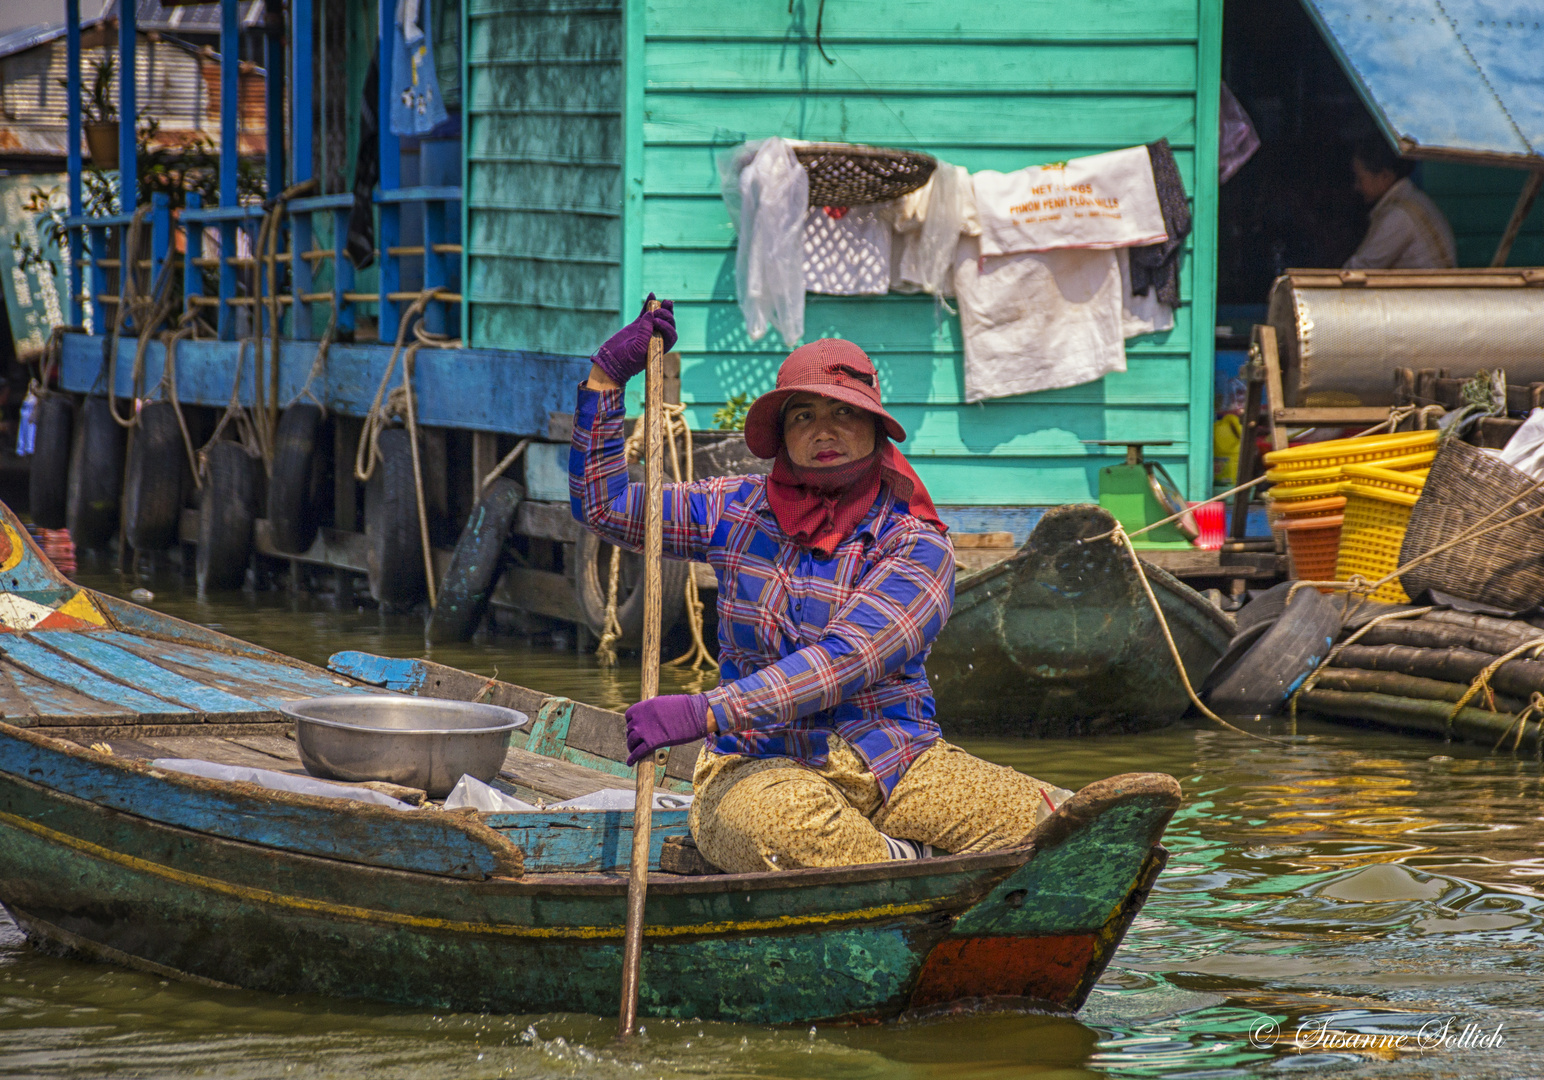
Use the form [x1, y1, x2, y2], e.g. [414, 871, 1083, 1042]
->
[150, 759, 414, 810]
[720, 138, 808, 344]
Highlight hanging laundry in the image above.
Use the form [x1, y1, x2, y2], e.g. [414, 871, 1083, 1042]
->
[1118, 247, 1174, 338]
[891, 162, 979, 299]
[972, 147, 1167, 256]
[389, 0, 449, 137]
[719, 138, 809, 344]
[804, 205, 892, 296]
[1218, 82, 1261, 184]
[1128, 139, 1191, 308]
[953, 238, 1127, 403]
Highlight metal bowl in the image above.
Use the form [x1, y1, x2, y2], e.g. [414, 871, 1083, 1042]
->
[283, 696, 528, 798]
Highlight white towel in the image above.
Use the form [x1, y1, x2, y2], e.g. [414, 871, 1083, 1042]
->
[972, 147, 1168, 256]
[954, 237, 1127, 403]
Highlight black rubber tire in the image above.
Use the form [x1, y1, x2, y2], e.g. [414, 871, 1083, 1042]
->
[573, 526, 688, 651]
[1206, 586, 1344, 717]
[123, 401, 185, 552]
[29, 394, 74, 528]
[197, 441, 262, 593]
[66, 394, 126, 550]
[426, 477, 525, 644]
[268, 403, 333, 554]
[365, 427, 426, 607]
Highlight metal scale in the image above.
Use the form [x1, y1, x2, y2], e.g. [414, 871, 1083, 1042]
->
[1082, 440, 1196, 549]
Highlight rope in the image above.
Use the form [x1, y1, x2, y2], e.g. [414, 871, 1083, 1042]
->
[1084, 473, 1270, 545]
[161, 319, 204, 489]
[105, 205, 178, 430]
[480, 437, 532, 497]
[353, 289, 459, 610]
[1109, 523, 1293, 746]
[1443, 637, 1544, 738]
[593, 400, 715, 671]
[1287, 605, 1438, 723]
[1491, 692, 1544, 754]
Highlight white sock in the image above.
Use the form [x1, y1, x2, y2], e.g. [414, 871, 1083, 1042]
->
[881, 834, 933, 860]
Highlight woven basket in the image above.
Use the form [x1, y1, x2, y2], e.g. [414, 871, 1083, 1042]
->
[794, 143, 938, 207]
[1398, 438, 1544, 611]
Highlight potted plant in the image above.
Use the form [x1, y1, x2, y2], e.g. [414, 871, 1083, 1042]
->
[82, 55, 118, 169]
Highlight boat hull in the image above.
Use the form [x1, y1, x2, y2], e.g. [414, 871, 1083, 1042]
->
[0, 734, 1176, 1024]
[929, 505, 1236, 735]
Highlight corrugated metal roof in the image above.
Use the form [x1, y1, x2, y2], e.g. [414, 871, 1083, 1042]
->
[1301, 0, 1544, 167]
[111, 0, 264, 35]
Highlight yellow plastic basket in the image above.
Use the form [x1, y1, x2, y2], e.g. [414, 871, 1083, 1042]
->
[1263, 430, 1439, 474]
[1340, 464, 1428, 497]
[1268, 478, 1349, 504]
[1333, 482, 1419, 603]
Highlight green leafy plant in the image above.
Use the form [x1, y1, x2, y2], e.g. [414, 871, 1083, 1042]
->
[713, 392, 751, 431]
[82, 55, 117, 124]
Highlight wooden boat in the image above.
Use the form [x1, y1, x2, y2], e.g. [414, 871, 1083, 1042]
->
[0, 498, 1181, 1023]
[927, 504, 1236, 735]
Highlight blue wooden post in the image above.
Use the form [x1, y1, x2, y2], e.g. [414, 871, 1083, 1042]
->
[422, 197, 448, 336]
[218, 0, 240, 340]
[293, 0, 313, 186]
[377, 0, 401, 339]
[265, 0, 286, 201]
[66, 0, 83, 329]
[89, 226, 108, 335]
[150, 192, 170, 295]
[183, 192, 203, 317]
[291, 0, 314, 339]
[333, 205, 355, 337]
[118, 0, 136, 210]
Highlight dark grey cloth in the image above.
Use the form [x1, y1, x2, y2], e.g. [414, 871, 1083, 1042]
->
[1129, 139, 1190, 307]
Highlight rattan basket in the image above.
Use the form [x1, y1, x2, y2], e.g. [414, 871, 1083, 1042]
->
[1398, 438, 1544, 611]
[794, 143, 937, 207]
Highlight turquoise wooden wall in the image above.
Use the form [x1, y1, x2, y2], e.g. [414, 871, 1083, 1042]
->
[466, 0, 624, 356]
[469, 0, 1224, 503]
[1424, 163, 1544, 269]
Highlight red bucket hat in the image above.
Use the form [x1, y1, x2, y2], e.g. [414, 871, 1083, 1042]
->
[742, 339, 906, 460]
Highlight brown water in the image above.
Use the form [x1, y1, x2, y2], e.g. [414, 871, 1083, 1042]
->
[3, 564, 1544, 1078]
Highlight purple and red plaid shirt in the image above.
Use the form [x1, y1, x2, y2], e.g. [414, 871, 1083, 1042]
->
[570, 385, 954, 797]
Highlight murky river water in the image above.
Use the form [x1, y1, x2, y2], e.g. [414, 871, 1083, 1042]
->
[3, 562, 1544, 1078]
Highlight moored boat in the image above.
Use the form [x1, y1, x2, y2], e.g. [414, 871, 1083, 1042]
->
[0, 497, 1182, 1023]
[927, 504, 1236, 735]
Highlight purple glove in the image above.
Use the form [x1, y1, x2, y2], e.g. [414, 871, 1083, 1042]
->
[624, 693, 708, 766]
[592, 294, 677, 386]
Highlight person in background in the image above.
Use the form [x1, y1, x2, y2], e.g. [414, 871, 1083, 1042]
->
[1344, 137, 1456, 270]
[570, 300, 1065, 874]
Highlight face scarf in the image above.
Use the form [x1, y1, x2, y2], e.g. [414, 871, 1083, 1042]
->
[766, 438, 947, 558]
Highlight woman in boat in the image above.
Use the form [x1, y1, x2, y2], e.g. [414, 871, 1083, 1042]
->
[571, 299, 1062, 873]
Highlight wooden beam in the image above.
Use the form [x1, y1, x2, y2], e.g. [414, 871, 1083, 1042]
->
[1491, 170, 1544, 268]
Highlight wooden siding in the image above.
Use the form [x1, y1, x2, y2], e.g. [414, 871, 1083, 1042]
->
[1424, 163, 1544, 269]
[625, 0, 1223, 503]
[465, 0, 624, 356]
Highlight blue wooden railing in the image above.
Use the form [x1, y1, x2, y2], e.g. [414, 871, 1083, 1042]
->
[62, 0, 462, 346]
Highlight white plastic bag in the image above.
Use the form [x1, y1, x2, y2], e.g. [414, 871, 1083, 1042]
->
[551, 788, 693, 811]
[443, 774, 540, 812]
[150, 758, 414, 810]
[894, 162, 977, 300]
[719, 138, 808, 344]
[1499, 408, 1544, 479]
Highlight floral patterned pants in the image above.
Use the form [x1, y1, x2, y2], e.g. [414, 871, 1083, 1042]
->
[688, 736, 1065, 874]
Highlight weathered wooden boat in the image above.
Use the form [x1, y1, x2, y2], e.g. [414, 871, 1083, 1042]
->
[927, 504, 1236, 735]
[0, 498, 1182, 1023]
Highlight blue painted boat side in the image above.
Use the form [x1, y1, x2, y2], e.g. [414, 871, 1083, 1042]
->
[58, 333, 589, 439]
[489, 810, 690, 873]
[102, 631, 369, 703]
[0, 726, 522, 879]
[0, 637, 194, 715]
[29, 632, 261, 714]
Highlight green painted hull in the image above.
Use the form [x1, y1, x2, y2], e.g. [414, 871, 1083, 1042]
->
[929, 505, 1236, 735]
[0, 728, 1177, 1024]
